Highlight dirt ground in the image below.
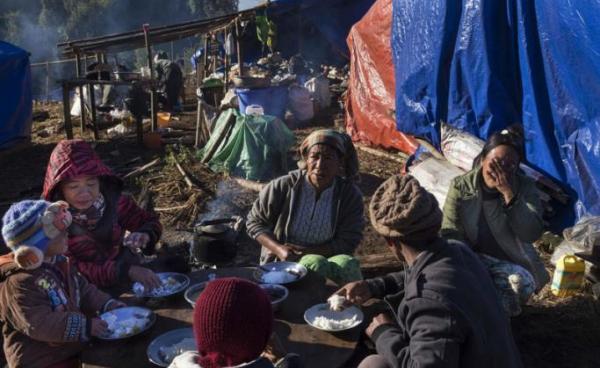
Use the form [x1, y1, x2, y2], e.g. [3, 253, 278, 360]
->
[1, 101, 599, 367]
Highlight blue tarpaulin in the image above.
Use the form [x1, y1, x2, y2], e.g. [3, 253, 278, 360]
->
[392, 0, 600, 221]
[0, 41, 32, 149]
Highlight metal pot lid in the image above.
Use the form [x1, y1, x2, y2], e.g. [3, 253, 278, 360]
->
[197, 224, 229, 234]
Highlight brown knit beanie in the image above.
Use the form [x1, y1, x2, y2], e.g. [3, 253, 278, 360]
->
[369, 174, 442, 243]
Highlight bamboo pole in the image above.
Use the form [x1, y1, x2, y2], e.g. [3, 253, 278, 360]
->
[88, 83, 99, 140]
[235, 18, 244, 77]
[124, 158, 161, 179]
[143, 23, 158, 132]
[75, 53, 87, 133]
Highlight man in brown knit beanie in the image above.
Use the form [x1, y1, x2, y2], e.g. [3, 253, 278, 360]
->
[333, 175, 522, 368]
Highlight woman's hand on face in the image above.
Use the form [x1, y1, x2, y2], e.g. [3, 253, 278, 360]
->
[128, 265, 162, 291]
[123, 232, 150, 250]
[489, 158, 515, 203]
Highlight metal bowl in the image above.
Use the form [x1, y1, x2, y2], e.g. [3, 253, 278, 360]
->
[253, 262, 308, 285]
[98, 306, 156, 340]
[184, 282, 209, 307]
[147, 328, 196, 367]
[304, 303, 363, 332]
[260, 284, 289, 312]
[132, 272, 190, 298]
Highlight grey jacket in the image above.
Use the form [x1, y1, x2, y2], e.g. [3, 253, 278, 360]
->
[246, 170, 364, 259]
[441, 168, 549, 290]
[367, 239, 523, 368]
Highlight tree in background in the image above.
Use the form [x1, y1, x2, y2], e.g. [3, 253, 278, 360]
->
[0, 0, 239, 61]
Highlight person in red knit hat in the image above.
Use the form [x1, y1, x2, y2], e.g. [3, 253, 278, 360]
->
[169, 277, 302, 368]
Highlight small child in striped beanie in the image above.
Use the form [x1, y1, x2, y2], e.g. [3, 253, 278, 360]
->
[0, 199, 125, 368]
[2, 199, 72, 269]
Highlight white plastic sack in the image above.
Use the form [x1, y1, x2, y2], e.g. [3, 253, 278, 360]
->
[107, 123, 135, 138]
[245, 104, 264, 116]
[305, 76, 331, 109]
[288, 85, 314, 122]
[70, 85, 103, 117]
[408, 156, 466, 208]
[440, 123, 485, 171]
[220, 89, 239, 109]
[551, 216, 600, 267]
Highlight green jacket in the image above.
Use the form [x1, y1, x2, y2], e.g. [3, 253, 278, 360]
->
[441, 168, 549, 290]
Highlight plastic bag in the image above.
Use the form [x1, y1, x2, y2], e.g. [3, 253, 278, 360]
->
[440, 123, 485, 171]
[408, 156, 466, 208]
[70, 85, 103, 117]
[305, 76, 331, 109]
[551, 216, 600, 265]
[563, 216, 600, 249]
[288, 85, 314, 122]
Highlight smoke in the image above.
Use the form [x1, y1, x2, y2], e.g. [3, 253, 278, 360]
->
[0, 0, 239, 100]
[196, 179, 256, 224]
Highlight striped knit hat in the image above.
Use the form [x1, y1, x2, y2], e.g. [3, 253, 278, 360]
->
[2, 200, 72, 269]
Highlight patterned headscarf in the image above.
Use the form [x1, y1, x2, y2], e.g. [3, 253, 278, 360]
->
[299, 129, 360, 181]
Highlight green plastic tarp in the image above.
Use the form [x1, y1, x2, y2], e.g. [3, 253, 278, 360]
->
[199, 109, 295, 181]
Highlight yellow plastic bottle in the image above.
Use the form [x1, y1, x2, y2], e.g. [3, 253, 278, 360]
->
[551, 255, 585, 297]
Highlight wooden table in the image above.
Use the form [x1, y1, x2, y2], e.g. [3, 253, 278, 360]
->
[81, 268, 362, 368]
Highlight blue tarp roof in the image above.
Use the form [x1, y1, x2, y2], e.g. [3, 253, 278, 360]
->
[0, 41, 32, 149]
[391, 0, 600, 223]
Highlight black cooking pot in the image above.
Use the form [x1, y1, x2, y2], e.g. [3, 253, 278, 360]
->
[191, 220, 238, 264]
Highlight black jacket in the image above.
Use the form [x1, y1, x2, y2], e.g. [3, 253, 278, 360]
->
[366, 238, 522, 368]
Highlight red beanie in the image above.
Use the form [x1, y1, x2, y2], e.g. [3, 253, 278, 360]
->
[193, 277, 273, 368]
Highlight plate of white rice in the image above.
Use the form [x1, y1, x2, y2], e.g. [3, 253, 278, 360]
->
[304, 303, 363, 332]
[254, 262, 308, 285]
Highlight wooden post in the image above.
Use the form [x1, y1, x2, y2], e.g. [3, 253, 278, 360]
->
[143, 23, 158, 131]
[195, 50, 204, 147]
[195, 97, 204, 147]
[203, 35, 209, 81]
[75, 53, 86, 133]
[88, 83, 99, 140]
[223, 54, 229, 93]
[136, 115, 144, 146]
[62, 83, 73, 139]
[235, 18, 244, 77]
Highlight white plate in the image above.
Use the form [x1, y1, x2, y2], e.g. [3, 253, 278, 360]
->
[304, 303, 363, 332]
[133, 272, 190, 298]
[98, 306, 155, 340]
[184, 282, 209, 307]
[254, 262, 308, 285]
[147, 328, 196, 367]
